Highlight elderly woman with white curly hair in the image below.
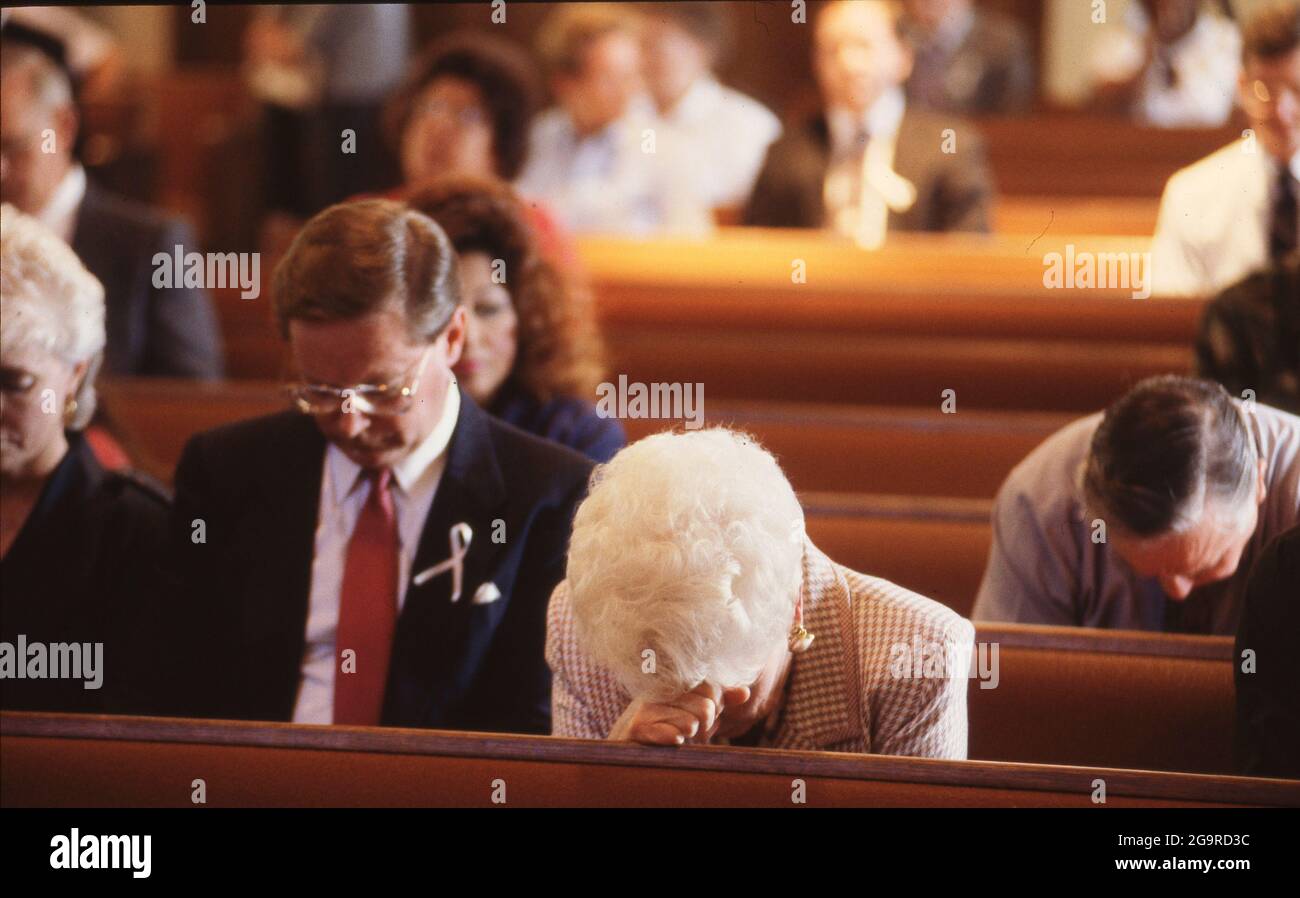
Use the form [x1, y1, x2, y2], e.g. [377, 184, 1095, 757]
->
[0, 203, 169, 714]
[547, 428, 975, 758]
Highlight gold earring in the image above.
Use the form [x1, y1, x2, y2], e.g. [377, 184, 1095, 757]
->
[788, 590, 815, 654]
[63, 396, 78, 423]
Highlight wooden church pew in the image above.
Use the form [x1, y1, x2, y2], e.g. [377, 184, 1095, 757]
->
[969, 624, 1237, 775]
[100, 380, 1068, 496]
[5, 713, 1295, 808]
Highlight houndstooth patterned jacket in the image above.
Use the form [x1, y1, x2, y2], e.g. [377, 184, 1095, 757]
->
[546, 538, 975, 759]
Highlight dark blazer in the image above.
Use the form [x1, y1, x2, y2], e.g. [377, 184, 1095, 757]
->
[903, 10, 1036, 115]
[72, 181, 225, 379]
[1235, 525, 1300, 779]
[1196, 256, 1300, 416]
[489, 380, 626, 464]
[167, 391, 593, 734]
[0, 432, 171, 714]
[743, 108, 993, 234]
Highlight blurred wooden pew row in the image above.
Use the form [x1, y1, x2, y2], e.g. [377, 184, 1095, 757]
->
[994, 196, 1159, 236]
[969, 625, 1234, 775]
[5, 713, 1293, 807]
[114, 69, 1222, 241]
[800, 493, 990, 614]
[609, 330, 1190, 411]
[100, 380, 1067, 498]
[976, 116, 1239, 198]
[580, 231, 1194, 346]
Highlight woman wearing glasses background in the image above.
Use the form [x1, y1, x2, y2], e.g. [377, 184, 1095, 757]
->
[0, 204, 169, 714]
[381, 32, 575, 268]
[408, 176, 625, 464]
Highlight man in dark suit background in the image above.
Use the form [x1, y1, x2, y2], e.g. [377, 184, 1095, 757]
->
[900, 0, 1036, 115]
[743, 0, 993, 242]
[168, 200, 593, 734]
[0, 29, 223, 379]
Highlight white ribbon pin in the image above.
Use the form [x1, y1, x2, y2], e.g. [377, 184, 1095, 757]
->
[412, 522, 473, 601]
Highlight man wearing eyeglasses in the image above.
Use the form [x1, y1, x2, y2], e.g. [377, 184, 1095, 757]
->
[166, 200, 594, 734]
[1151, 0, 1300, 297]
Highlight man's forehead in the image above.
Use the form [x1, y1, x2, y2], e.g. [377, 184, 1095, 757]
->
[818, 2, 896, 42]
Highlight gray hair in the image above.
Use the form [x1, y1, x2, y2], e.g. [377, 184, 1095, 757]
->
[0, 203, 106, 429]
[1082, 376, 1261, 538]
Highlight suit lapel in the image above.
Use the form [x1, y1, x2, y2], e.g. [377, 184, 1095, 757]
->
[384, 393, 509, 723]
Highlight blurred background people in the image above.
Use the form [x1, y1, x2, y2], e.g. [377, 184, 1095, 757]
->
[517, 3, 709, 236]
[1234, 523, 1300, 779]
[638, 1, 781, 217]
[900, 0, 1036, 115]
[381, 33, 574, 264]
[409, 177, 625, 463]
[548, 428, 973, 757]
[1151, 0, 1300, 296]
[1089, 0, 1242, 126]
[1197, 252, 1300, 414]
[744, 0, 993, 244]
[0, 204, 169, 714]
[0, 28, 223, 379]
[0, 6, 124, 102]
[243, 4, 411, 219]
[973, 376, 1300, 635]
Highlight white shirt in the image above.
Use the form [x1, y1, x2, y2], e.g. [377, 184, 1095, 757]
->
[1089, 4, 1240, 128]
[1151, 139, 1300, 297]
[37, 164, 87, 244]
[516, 101, 711, 237]
[823, 88, 912, 248]
[654, 76, 781, 209]
[291, 383, 460, 724]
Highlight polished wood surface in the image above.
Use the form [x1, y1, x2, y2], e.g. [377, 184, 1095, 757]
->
[4, 713, 1295, 808]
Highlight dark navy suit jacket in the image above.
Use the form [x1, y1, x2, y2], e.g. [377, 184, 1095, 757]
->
[166, 391, 593, 734]
[489, 380, 626, 464]
[72, 181, 224, 379]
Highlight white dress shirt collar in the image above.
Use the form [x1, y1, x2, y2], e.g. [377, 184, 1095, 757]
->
[827, 86, 906, 157]
[325, 380, 460, 505]
[37, 163, 87, 244]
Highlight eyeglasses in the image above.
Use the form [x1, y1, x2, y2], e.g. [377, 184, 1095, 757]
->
[1243, 78, 1300, 112]
[412, 98, 488, 129]
[286, 350, 432, 417]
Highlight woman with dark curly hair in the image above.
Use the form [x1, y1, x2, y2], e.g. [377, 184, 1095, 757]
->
[383, 32, 573, 265]
[407, 176, 625, 463]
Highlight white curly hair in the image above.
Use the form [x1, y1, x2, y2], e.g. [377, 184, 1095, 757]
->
[565, 428, 807, 701]
[0, 203, 106, 429]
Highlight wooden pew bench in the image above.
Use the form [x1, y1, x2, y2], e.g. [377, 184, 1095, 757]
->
[969, 625, 1236, 775]
[101, 380, 1068, 497]
[4, 713, 1294, 808]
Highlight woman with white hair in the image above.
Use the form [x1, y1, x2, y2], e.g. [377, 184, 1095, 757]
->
[0, 203, 169, 714]
[547, 428, 975, 758]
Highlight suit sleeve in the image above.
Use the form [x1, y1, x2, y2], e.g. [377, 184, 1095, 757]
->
[145, 218, 225, 379]
[742, 138, 822, 229]
[1151, 177, 1210, 297]
[1234, 531, 1300, 778]
[544, 581, 629, 739]
[936, 130, 993, 233]
[874, 616, 974, 760]
[158, 434, 231, 718]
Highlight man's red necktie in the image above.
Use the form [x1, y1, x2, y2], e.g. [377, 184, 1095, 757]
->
[333, 468, 399, 725]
